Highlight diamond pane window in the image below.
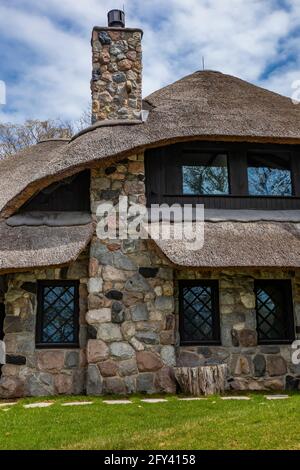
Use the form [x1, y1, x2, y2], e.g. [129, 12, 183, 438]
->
[255, 280, 295, 344]
[36, 281, 79, 348]
[179, 281, 220, 345]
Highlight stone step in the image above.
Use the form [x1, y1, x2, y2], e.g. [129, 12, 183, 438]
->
[23, 402, 53, 408]
[265, 395, 289, 400]
[61, 401, 93, 407]
[221, 396, 251, 400]
[102, 400, 132, 405]
[178, 397, 207, 401]
[141, 398, 168, 403]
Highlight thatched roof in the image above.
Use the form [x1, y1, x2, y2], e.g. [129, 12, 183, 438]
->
[0, 221, 93, 273]
[1, 71, 300, 271]
[1, 71, 300, 217]
[154, 221, 300, 268]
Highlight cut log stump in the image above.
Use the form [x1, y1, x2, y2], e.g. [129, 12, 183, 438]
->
[174, 364, 227, 396]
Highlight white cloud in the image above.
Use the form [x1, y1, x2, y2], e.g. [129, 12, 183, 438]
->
[0, 0, 300, 123]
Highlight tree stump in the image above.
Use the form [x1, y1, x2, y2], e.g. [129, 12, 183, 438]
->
[174, 364, 227, 396]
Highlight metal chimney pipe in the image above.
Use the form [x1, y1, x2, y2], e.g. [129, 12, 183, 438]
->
[107, 9, 125, 28]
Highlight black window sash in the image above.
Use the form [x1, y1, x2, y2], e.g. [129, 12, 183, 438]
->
[254, 280, 295, 345]
[36, 280, 80, 349]
[145, 142, 300, 209]
[179, 280, 221, 346]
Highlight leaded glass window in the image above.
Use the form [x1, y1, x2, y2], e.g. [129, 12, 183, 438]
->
[179, 281, 220, 345]
[36, 281, 79, 347]
[255, 280, 295, 344]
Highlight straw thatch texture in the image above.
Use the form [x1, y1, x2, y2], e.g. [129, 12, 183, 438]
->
[0, 221, 93, 273]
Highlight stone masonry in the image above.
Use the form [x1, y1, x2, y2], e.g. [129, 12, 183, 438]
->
[91, 27, 143, 122]
[88, 153, 177, 395]
[0, 252, 89, 398]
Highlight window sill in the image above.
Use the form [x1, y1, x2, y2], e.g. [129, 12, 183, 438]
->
[180, 341, 222, 347]
[35, 343, 80, 349]
[257, 340, 295, 346]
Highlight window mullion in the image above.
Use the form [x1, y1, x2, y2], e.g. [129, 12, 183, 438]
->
[228, 148, 248, 196]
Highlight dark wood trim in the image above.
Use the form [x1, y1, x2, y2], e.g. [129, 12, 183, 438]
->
[36, 280, 80, 349]
[291, 150, 300, 197]
[178, 280, 221, 346]
[0, 303, 5, 341]
[145, 141, 300, 210]
[20, 170, 91, 213]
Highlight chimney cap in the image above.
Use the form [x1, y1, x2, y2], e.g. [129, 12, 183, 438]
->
[108, 9, 125, 28]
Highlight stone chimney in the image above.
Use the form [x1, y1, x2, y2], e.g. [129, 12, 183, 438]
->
[91, 10, 143, 123]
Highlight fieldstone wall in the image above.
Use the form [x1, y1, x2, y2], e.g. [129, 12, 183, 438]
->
[175, 269, 300, 391]
[91, 27, 142, 122]
[88, 153, 177, 394]
[0, 253, 89, 398]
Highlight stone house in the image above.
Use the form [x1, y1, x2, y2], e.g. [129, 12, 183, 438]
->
[1, 10, 300, 397]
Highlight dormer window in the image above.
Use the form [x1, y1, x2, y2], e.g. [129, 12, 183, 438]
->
[145, 141, 300, 210]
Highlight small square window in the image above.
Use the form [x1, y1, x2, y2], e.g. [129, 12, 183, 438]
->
[247, 152, 292, 196]
[255, 280, 295, 344]
[179, 281, 221, 345]
[36, 281, 79, 348]
[182, 153, 229, 195]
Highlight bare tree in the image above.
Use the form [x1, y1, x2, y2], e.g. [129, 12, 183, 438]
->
[0, 103, 92, 159]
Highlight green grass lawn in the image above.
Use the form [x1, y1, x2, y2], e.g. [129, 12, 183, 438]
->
[1, 394, 300, 450]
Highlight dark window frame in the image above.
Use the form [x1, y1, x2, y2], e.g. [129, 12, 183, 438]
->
[179, 280, 221, 346]
[36, 280, 80, 349]
[254, 279, 295, 345]
[20, 170, 91, 213]
[145, 141, 300, 210]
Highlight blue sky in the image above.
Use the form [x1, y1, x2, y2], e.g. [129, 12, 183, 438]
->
[0, 0, 300, 123]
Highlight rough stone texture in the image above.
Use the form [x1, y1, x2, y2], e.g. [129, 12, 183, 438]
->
[136, 351, 162, 372]
[110, 342, 135, 360]
[253, 354, 266, 377]
[37, 351, 65, 371]
[0, 254, 88, 398]
[91, 27, 142, 122]
[86, 364, 103, 395]
[86, 155, 177, 394]
[87, 339, 109, 363]
[136, 372, 155, 393]
[155, 367, 177, 394]
[98, 360, 119, 377]
[267, 356, 287, 376]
